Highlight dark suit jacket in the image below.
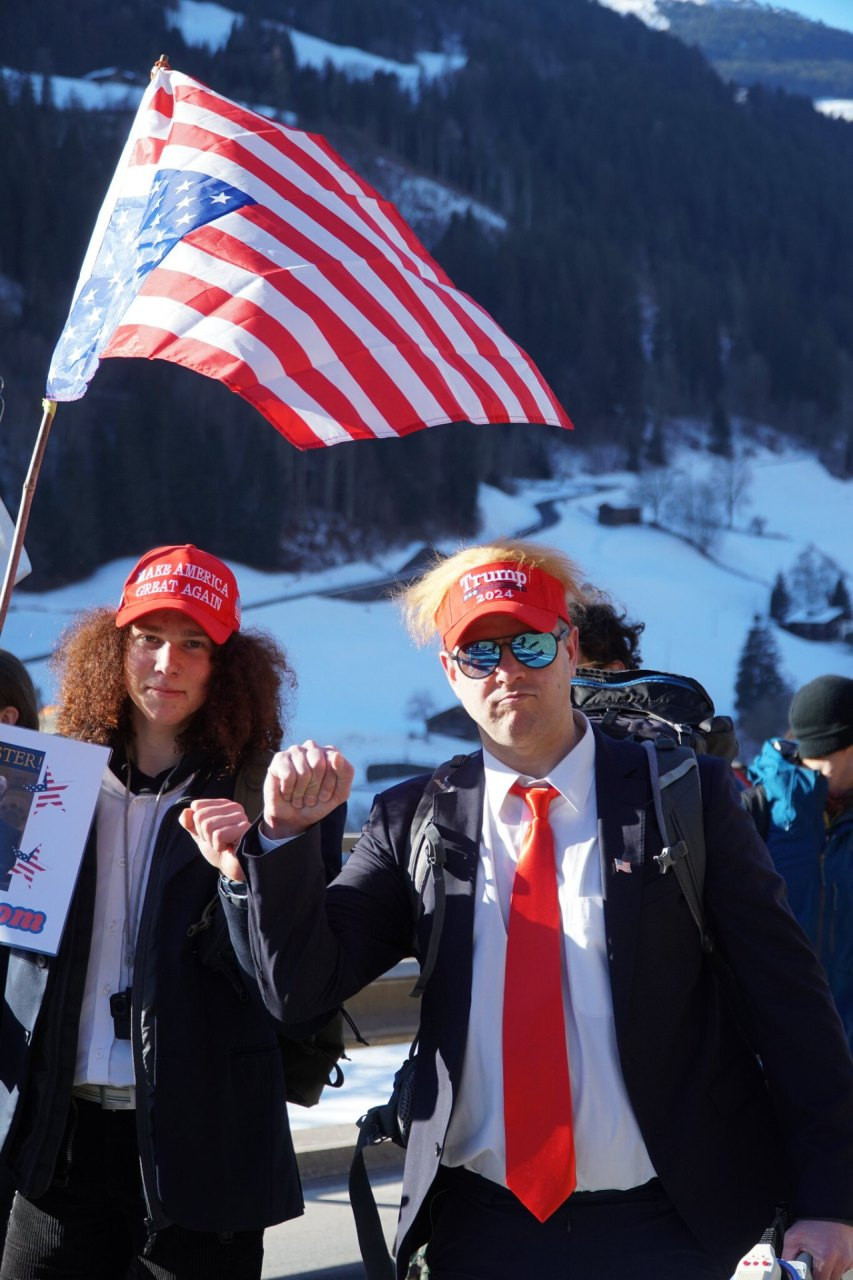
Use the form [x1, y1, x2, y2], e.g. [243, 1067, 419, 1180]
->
[241, 730, 853, 1276]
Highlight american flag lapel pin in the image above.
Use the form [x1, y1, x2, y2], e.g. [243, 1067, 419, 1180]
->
[614, 858, 632, 874]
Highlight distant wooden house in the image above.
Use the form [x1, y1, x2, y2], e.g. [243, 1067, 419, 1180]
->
[782, 607, 846, 642]
[597, 502, 641, 527]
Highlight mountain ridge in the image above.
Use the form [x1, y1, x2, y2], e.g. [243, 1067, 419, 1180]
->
[0, 0, 850, 589]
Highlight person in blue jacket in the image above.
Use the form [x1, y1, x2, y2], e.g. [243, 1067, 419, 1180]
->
[788, 674, 853, 1049]
[746, 736, 828, 944]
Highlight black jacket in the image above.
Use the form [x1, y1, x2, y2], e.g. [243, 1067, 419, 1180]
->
[240, 731, 853, 1277]
[0, 757, 304, 1235]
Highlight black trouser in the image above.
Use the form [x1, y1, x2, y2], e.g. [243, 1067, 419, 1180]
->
[425, 1166, 731, 1280]
[0, 1100, 264, 1280]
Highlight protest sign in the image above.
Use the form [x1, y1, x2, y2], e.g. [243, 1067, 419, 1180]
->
[0, 724, 109, 954]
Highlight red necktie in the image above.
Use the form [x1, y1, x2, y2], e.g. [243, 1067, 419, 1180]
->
[503, 782, 576, 1221]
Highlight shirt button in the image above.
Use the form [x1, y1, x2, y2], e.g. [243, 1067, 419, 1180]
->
[96, 1049, 104, 1059]
[108, 921, 117, 931]
[103, 985, 112, 995]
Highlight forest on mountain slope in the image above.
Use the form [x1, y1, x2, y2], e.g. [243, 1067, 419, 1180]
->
[1, 0, 852, 587]
[659, 1, 853, 98]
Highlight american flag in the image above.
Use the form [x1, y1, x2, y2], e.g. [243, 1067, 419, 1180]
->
[10, 845, 46, 886]
[25, 769, 69, 812]
[47, 66, 572, 449]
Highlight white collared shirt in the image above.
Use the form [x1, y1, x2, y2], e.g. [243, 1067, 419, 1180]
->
[442, 712, 656, 1191]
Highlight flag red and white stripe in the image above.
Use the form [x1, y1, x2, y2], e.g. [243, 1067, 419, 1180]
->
[46, 67, 572, 449]
[10, 845, 46, 886]
[31, 769, 70, 812]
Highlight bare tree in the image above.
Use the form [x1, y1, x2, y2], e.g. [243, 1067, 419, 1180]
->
[788, 545, 842, 614]
[712, 456, 752, 531]
[662, 472, 724, 554]
[632, 467, 676, 525]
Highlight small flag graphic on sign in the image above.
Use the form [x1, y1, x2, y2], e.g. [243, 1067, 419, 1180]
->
[11, 846, 46, 886]
[26, 770, 70, 813]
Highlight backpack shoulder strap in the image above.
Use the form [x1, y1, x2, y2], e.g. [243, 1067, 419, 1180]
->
[642, 740, 713, 953]
[347, 754, 470, 1280]
[406, 753, 470, 998]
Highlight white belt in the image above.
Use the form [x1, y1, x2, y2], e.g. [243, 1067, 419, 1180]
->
[72, 1083, 136, 1111]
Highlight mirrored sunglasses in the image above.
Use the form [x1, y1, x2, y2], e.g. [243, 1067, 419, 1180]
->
[451, 623, 568, 680]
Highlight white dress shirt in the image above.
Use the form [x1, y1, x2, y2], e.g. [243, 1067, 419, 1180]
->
[442, 712, 656, 1191]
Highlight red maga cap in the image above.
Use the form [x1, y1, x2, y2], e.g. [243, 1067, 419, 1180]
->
[435, 561, 570, 651]
[115, 544, 241, 644]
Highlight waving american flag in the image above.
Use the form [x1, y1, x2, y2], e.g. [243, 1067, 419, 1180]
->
[47, 65, 571, 450]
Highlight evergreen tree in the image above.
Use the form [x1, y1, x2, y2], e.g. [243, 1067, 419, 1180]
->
[708, 403, 733, 458]
[843, 427, 853, 479]
[644, 419, 667, 468]
[735, 615, 788, 717]
[769, 572, 791, 623]
[734, 615, 793, 753]
[4, 0, 853, 585]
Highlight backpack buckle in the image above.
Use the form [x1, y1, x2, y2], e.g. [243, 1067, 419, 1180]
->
[654, 839, 688, 875]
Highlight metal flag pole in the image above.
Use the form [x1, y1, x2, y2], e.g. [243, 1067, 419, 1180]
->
[0, 398, 58, 635]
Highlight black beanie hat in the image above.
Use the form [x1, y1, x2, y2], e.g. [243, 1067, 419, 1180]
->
[789, 675, 853, 758]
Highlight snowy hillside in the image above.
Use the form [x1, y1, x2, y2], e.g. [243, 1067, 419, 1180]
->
[597, 0, 819, 32]
[3, 437, 850, 828]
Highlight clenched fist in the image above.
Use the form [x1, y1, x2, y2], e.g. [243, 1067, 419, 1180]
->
[261, 740, 354, 841]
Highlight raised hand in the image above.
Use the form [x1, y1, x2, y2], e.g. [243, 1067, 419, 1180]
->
[179, 797, 250, 882]
[261, 740, 354, 840]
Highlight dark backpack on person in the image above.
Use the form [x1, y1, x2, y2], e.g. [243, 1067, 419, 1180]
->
[348, 738, 713, 1280]
[570, 667, 739, 762]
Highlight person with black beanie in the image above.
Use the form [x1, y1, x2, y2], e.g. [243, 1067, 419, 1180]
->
[789, 674, 853, 1048]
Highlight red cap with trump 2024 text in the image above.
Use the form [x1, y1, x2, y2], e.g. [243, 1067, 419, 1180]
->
[435, 561, 570, 651]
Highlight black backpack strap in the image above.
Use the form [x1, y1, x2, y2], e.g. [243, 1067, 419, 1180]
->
[347, 754, 469, 1279]
[349, 1045, 418, 1280]
[649, 746, 767, 1062]
[642, 740, 713, 953]
[406, 753, 469, 997]
[348, 1127, 396, 1280]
